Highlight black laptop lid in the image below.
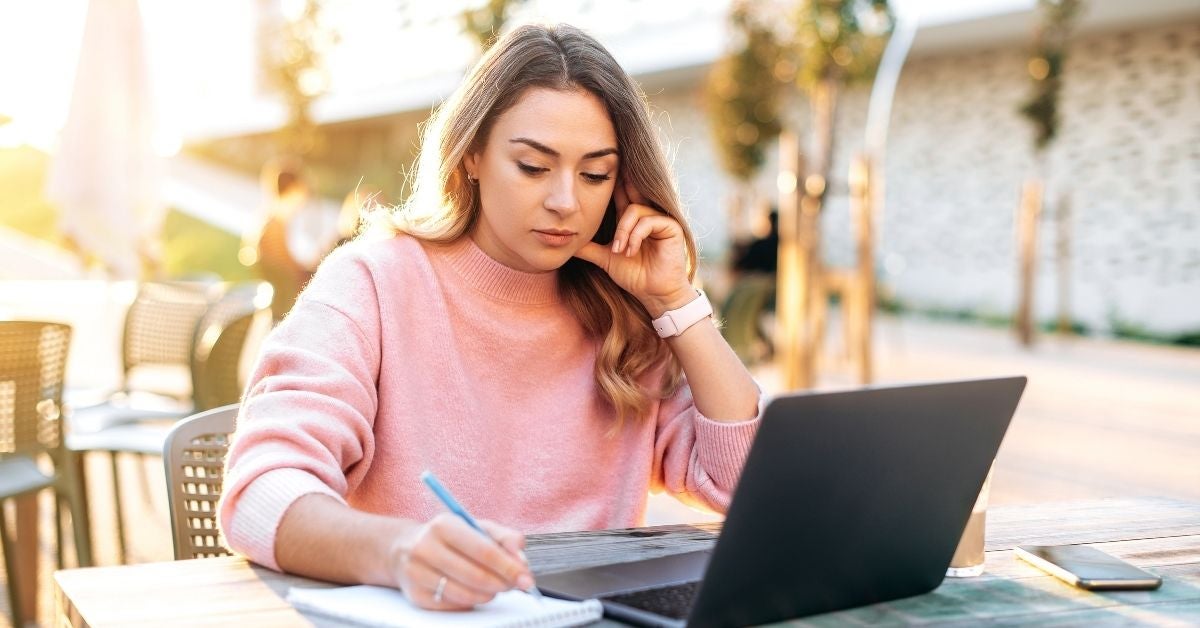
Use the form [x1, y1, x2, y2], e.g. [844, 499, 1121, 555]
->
[688, 376, 1025, 627]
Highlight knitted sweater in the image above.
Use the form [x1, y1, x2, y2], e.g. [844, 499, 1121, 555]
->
[219, 233, 762, 570]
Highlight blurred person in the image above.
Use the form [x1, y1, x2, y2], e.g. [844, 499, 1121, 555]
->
[724, 209, 779, 363]
[219, 24, 761, 612]
[240, 160, 338, 321]
[731, 208, 779, 276]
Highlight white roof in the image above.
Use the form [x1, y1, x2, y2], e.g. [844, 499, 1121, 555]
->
[190, 0, 1196, 140]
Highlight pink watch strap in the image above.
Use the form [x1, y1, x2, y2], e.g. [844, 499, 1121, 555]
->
[652, 290, 713, 338]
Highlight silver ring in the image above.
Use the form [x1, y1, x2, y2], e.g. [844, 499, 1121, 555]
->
[433, 575, 448, 603]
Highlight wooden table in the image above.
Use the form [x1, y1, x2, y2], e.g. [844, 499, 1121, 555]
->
[55, 497, 1200, 626]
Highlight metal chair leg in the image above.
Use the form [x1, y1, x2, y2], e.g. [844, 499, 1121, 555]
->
[66, 449, 93, 567]
[54, 493, 65, 571]
[109, 452, 128, 564]
[0, 500, 26, 628]
[135, 452, 154, 508]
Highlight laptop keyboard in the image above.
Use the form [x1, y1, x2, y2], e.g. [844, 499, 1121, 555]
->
[604, 581, 701, 619]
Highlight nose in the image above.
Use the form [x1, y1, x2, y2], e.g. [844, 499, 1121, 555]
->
[544, 171, 579, 216]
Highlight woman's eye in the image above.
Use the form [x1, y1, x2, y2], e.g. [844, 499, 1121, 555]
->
[517, 162, 548, 175]
[582, 173, 612, 184]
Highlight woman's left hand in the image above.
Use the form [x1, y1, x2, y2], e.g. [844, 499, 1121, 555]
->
[573, 179, 696, 316]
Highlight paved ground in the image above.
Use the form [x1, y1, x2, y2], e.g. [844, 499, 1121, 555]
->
[3, 314, 1198, 627]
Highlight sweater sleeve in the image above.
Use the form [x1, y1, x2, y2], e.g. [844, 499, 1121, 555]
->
[218, 246, 384, 570]
[650, 375, 764, 513]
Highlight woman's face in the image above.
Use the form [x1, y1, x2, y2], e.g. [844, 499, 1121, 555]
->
[465, 87, 619, 273]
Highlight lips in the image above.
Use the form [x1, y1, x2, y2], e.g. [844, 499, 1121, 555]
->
[533, 229, 576, 247]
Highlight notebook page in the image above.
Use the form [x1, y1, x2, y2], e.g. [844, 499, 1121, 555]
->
[287, 584, 603, 628]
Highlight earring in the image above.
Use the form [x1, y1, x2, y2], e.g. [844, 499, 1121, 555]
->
[466, 173, 478, 185]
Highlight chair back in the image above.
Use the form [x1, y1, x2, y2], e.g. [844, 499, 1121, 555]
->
[719, 274, 776, 363]
[0, 322, 71, 456]
[189, 283, 271, 411]
[121, 281, 216, 397]
[163, 404, 238, 560]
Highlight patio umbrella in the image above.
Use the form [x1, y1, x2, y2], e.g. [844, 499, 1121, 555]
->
[45, 0, 162, 279]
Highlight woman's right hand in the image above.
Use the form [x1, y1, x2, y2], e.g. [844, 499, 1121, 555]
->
[388, 513, 535, 610]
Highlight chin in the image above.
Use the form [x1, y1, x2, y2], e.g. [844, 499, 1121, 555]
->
[520, 248, 573, 272]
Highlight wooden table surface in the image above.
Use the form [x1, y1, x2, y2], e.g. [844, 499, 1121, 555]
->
[54, 497, 1200, 626]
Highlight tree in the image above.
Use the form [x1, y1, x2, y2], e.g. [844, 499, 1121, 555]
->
[259, 0, 339, 158]
[461, 0, 526, 53]
[705, 1, 893, 388]
[704, 1, 792, 263]
[777, 0, 893, 389]
[1014, 0, 1083, 345]
[704, 3, 788, 183]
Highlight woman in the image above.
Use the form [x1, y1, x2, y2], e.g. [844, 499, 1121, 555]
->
[219, 23, 762, 611]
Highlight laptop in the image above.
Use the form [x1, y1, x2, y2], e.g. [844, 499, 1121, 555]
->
[539, 376, 1027, 627]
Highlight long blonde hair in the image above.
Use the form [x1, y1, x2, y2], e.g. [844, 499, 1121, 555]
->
[387, 23, 698, 426]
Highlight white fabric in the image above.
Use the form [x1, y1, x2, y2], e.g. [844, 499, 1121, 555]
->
[45, 0, 162, 278]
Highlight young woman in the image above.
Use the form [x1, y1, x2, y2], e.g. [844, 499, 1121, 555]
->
[219, 23, 762, 611]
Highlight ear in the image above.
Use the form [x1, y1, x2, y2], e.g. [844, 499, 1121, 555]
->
[463, 152, 480, 178]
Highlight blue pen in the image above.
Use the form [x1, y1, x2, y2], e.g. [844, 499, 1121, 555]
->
[420, 470, 544, 601]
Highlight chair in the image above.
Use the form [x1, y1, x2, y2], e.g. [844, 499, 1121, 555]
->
[719, 273, 777, 364]
[67, 281, 217, 435]
[0, 322, 91, 626]
[162, 405, 237, 560]
[65, 282, 270, 562]
[190, 284, 270, 412]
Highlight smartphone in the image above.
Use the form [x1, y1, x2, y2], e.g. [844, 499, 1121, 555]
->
[1015, 545, 1162, 590]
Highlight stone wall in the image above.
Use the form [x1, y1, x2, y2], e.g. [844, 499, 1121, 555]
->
[650, 20, 1200, 336]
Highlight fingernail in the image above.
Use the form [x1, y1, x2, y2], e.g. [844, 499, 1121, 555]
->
[517, 549, 529, 564]
[612, 239, 622, 253]
[518, 574, 535, 590]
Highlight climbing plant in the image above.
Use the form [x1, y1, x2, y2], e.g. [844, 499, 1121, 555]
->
[1018, 0, 1083, 152]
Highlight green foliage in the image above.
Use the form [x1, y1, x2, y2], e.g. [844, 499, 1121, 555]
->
[259, 0, 339, 157]
[704, 4, 788, 181]
[160, 211, 253, 281]
[1038, 318, 1090, 335]
[792, 0, 894, 90]
[0, 146, 62, 244]
[703, 0, 893, 181]
[461, 0, 525, 52]
[1018, 0, 1083, 152]
[0, 147, 249, 280]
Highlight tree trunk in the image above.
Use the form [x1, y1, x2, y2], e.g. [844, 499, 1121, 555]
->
[1056, 191, 1072, 335]
[1015, 178, 1043, 346]
[775, 130, 806, 389]
[849, 153, 874, 384]
[777, 78, 838, 391]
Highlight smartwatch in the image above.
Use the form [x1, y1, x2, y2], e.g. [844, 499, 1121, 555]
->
[651, 290, 713, 338]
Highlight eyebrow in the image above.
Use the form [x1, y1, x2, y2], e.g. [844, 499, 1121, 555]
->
[509, 137, 618, 160]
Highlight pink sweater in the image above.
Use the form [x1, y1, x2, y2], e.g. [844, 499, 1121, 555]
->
[219, 234, 761, 570]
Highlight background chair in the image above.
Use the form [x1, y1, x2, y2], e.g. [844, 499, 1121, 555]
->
[162, 404, 237, 560]
[719, 273, 777, 365]
[67, 281, 218, 434]
[65, 282, 270, 562]
[0, 321, 91, 627]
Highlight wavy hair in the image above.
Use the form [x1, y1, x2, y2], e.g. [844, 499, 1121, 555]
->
[381, 23, 698, 427]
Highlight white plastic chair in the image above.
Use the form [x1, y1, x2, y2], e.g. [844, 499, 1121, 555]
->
[162, 404, 238, 560]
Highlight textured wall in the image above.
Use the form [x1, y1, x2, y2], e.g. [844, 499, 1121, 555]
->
[651, 20, 1200, 335]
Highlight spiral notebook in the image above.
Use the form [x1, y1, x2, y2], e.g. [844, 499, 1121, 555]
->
[287, 584, 603, 628]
